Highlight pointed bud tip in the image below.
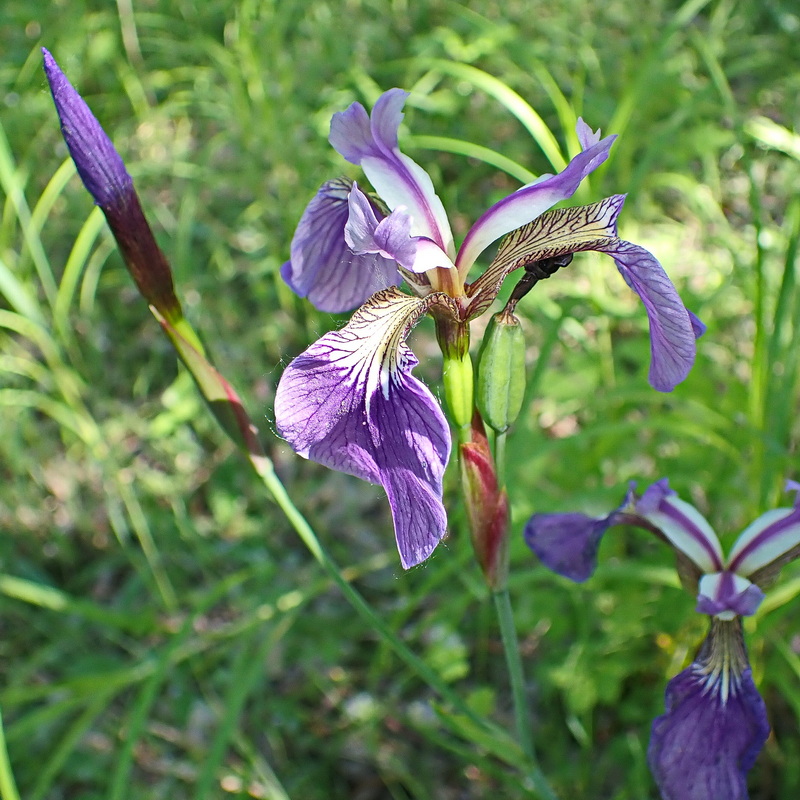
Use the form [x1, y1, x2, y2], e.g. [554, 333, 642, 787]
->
[42, 47, 133, 209]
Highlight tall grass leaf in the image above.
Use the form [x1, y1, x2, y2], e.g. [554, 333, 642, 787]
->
[53, 206, 106, 338]
[426, 61, 567, 172]
[0, 711, 21, 800]
[0, 255, 43, 323]
[0, 122, 58, 306]
[30, 691, 115, 800]
[745, 116, 800, 162]
[405, 134, 537, 184]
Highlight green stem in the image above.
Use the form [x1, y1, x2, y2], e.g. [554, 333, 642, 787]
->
[492, 589, 559, 800]
[0, 710, 21, 800]
[247, 452, 498, 738]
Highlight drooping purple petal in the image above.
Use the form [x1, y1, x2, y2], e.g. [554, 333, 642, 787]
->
[635, 480, 724, 573]
[524, 510, 619, 582]
[648, 621, 769, 800]
[456, 131, 617, 275]
[595, 240, 698, 391]
[274, 288, 450, 568]
[329, 89, 454, 254]
[695, 572, 765, 619]
[281, 178, 401, 313]
[43, 48, 133, 209]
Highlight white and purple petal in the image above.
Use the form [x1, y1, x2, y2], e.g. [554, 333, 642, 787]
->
[274, 288, 451, 568]
[455, 130, 617, 275]
[648, 620, 769, 800]
[727, 491, 800, 579]
[281, 178, 401, 313]
[329, 89, 454, 254]
[636, 480, 724, 573]
[696, 572, 765, 619]
[596, 240, 699, 392]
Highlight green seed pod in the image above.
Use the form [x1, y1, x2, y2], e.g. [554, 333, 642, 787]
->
[476, 311, 526, 433]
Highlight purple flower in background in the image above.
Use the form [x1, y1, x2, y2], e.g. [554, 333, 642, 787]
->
[525, 480, 800, 800]
[277, 89, 702, 568]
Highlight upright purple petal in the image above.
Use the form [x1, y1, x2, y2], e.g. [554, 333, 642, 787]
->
[648, 620, 769, 800]
[456, 133, 616, 274]
[43, 48, 132, 209]
[596, 240, 698, 391]
[281, 178, 401, 313]
[576, 118, 602, 149]
[329, 90, 454, 253]
[274, 288, 450, 568]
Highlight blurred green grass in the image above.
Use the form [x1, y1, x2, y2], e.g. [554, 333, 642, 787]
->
[2, 0, 800, 797]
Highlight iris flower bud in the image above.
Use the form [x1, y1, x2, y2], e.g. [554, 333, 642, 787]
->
[476, 310, 526, 433]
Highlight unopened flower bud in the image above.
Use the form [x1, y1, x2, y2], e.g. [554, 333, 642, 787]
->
[476, 310, 526, 433]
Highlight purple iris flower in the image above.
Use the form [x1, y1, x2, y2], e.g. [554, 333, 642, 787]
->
[525, 479, 800, 799]
[278, 89, 702, 569]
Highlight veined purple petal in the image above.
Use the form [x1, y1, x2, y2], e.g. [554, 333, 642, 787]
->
[696, 572, 765, 619]
[523, 510, 617, 582]
[636, 480, 724, 573]
[43, 48, 133, 209]
[648, 620, 769, 800]
[456, 132, 616, 274]
[329, 89, 454, 254]
[274, 288, 451, 568]
[345, 184, 418, 270]
[596, 240, 698, 392]
[282, 178, 401, 313]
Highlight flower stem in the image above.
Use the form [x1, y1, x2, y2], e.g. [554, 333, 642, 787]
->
[247, 452, 500, 737]
[492, 589, 559, 800]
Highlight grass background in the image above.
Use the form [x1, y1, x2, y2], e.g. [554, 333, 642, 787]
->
[2, 0, 800, 797]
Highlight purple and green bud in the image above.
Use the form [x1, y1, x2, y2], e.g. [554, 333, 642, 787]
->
[43, 49, 264, 457]
[476, 310, 526, 433]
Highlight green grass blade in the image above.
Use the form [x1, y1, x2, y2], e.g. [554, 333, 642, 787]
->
[425, 61, 567, 171]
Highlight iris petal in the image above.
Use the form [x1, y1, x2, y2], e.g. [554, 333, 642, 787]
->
[598, 240, 698, 392]
[281, 178, 401, 313]
[329, 90, 454, 253]
[648, 620, 769, 800]
[523, 506, 625, 582]
[636, 480, 724, 572]
[456, 130, 617, 274]
[274, 288, 451, 568]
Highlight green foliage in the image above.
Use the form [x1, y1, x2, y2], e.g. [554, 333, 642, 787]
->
[2, 0, 800, 797]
